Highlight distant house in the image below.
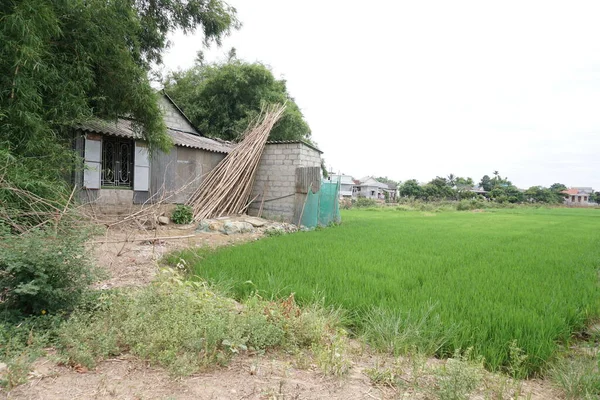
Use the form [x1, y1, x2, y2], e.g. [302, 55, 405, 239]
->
[354, 176, 391, 200]
[326, 173, 355, 198]
[562, 187, 594, 205]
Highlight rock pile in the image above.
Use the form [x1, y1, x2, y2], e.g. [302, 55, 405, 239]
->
[195, 216, 299, 236]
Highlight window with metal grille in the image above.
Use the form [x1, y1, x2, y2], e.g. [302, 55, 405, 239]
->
[101, 137, 134, 187]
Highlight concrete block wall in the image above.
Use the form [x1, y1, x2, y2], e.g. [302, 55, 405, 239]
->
[249, 142, 322, 223]
[159, 96, 197, 132]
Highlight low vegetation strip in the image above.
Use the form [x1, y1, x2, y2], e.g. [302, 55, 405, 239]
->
[176, 208, 600, 375]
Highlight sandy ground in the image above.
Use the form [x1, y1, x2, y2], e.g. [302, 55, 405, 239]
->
[1, 220, 566, 399]
[2, 352, 562, 400]
[90, 222, 263, 289]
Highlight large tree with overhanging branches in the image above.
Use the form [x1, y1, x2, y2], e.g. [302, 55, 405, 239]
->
[0, 0, 238, 209]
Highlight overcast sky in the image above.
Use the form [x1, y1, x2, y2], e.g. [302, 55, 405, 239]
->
[161, 0, 600, 189]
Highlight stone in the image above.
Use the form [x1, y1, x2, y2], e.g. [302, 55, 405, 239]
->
[209, 221, 224, 231]
[244, 217, 267, 227]
[157, 216, 170, 225]
[196, 220, 210, 232]
[223, 221, 255, 235]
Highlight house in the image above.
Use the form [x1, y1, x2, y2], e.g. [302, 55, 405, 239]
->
[383, 183, 398, 202]
[354, 176, 390, 200]
[562, 187, 594, 205]
[326, 173, 355, 198]
[74, 93, 232, 210]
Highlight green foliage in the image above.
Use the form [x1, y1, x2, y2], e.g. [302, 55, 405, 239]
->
[57, 271, 344, 376]
[1, 0, 237, 155]
[171, 204, 193, 224]
[479, 175, 493, 192]
[178, 208, 600, 375]
[164, 56, 311, 141]
[399, 179, 422, 198]
[353, 197, 378, 208]
[524, 186, 564, 204]
[0, 226, 98, 316]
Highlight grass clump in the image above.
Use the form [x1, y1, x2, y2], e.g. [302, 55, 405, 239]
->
[550, 353, 600, 399]
[434, 348, 485, 400]
[0, 315, 63, 389]
[56, 270, 345, 377]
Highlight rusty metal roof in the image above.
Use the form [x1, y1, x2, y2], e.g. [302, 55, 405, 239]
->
[266, 140, 323, 154]
[77, 119, 233, 154]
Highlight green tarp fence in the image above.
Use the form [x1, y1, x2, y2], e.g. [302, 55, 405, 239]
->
[300, 179, 341, 228]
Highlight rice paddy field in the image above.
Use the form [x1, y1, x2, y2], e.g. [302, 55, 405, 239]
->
[179, 207, 600, 375]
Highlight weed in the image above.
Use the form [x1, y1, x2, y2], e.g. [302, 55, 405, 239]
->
[550, 354, 600, 399]
[313, 328, 352, 376]
[434, 348, 485, 400]
[364, 358, 404, 388]
[171, 204, 193, 225]
[56, 274, 345, 377]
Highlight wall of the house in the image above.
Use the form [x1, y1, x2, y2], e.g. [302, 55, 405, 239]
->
[248, 143, 322, 223]
[159, 96, 197, 132]
[143, 146, 224, 204]
[75, 133, 225, 208]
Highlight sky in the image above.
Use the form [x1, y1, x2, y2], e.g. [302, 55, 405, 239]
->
[160, 0, 600, 189]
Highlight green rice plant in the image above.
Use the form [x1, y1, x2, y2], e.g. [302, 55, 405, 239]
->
[178, 207, 600, 375]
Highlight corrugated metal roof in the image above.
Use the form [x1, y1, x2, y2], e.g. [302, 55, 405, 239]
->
[266, 140, 323, 154]
[77, 119, 233, 154]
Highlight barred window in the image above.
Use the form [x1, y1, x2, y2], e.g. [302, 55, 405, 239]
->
[101, 137, 134, 187]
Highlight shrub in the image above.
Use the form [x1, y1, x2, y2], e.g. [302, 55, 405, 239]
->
[171, 204, 194, 224]
[354, 197, 378, 208]
[0, 227, 98, 316]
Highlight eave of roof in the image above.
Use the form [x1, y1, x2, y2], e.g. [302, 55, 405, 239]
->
[76, 119, 233, 154]
[266, 140, 323, 154]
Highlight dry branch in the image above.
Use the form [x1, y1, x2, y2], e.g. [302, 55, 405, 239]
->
[186, 104, 286, 221]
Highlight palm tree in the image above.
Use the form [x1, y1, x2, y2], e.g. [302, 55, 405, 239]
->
[447, 173, 456, 187]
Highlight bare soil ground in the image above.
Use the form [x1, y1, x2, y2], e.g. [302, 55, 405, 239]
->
[1, 221, 566, 399]
[90, 222, 263, 289]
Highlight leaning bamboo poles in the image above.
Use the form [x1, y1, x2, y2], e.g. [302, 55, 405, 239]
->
[186, 104, 286, 221]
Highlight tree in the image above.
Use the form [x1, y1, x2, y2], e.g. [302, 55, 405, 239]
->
[164, 56, 311, 141]
[1, 0, 238, 225]
[447, 173, 456, 187]
[550, 183, 567, 192]
[455, 177, 474, 188]
[399, 179, 422, 198]
[525, 186, 562, 203]
[376, 177, 399, 188]
[479, 175, 492, 191]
